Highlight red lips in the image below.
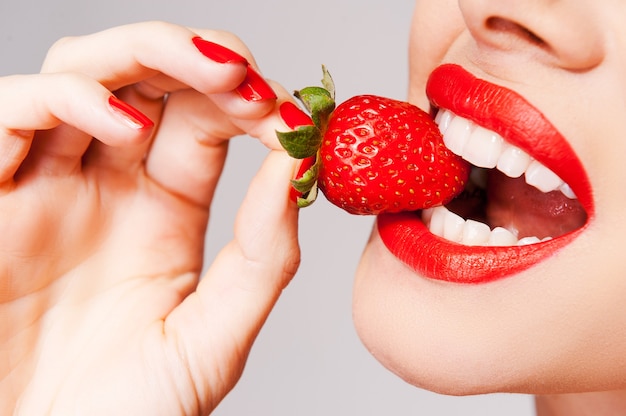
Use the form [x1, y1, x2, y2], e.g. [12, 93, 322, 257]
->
[377, 64, 594, 283]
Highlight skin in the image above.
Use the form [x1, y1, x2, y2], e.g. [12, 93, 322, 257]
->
[0, 22, 302, 415]
[353, 0, 626, 414]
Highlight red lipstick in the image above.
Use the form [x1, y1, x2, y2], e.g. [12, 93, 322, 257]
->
[377, 64, 594, 283]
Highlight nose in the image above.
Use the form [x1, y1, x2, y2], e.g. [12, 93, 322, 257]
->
[458, 0, 604, 71]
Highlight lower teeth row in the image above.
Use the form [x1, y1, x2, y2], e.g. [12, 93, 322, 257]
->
[422, 206, 552, 247]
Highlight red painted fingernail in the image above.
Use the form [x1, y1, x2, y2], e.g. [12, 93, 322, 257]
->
[289, 155, 316, 203]
[236, 66, 277, 102]
[108, 96, 154, 130]
[279, 101, 314, 129]
[289, 187, 301, 204]
[192, 36, 248, 64]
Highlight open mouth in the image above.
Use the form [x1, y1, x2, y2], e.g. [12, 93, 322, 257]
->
[425, 108, 587, 246]
[377, 64, 594, 283]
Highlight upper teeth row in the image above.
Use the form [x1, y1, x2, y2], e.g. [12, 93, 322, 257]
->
[435, 109, 576, 199]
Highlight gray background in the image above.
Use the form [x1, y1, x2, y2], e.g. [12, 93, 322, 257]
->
[1, 1, 534, 415]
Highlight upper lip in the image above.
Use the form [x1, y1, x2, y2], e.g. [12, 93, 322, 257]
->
[425, 64, 594, 216]
[377, 64, 594, 283]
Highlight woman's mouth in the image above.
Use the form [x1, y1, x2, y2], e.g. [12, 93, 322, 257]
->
[377, 64, 594, 283]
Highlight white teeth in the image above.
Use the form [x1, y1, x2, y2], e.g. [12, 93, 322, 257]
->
[496, 143, 531, 178]
[517, 236, 542, 246]
[462, 220, 492, 245]
[436, 109, 576, 200]
[442, 115, 472, 155]
[487, 227, 519, 246]
[559, 183, 577, 199]
[434, 108, 453, 132]
[422, 206, 549, 247]
[443, 210, 465, 243]
[463, 125, 504, 169]
[525, 160, 564, 193]
[427, 206, 445, 237]
[426, 109, 578, 247]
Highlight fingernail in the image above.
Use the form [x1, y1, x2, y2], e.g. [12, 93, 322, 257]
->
[108, 96, 154, 130]
[289, 155, 316, 203]
[237, 66, 277, 102]
[192, 36, 248, 64]
[289, 183, 301, 204]
[279, 102, 314, 129]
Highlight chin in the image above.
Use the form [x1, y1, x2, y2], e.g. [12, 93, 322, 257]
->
[352, 228, 525, 396]
[352, 223, 626, 396]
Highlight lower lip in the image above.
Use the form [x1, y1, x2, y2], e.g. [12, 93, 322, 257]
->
[377, 212, 586, 284]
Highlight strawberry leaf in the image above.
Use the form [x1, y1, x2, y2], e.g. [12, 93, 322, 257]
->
[321, 65, 335, 100]
[297, 183, 319, 208]
[276, 125, 322, 159]
[290, 160, 319, 193]
[294, 87, 335, 131]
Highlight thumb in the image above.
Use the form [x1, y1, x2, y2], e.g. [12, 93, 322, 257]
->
[163, 149, 300, 409]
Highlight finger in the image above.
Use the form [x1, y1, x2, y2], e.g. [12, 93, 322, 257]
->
[204, 65, 279, 120]
[82, 85, 164, 172]
[0, 74, 153, 183]
[234, 81, 313, 150]
[132, 56, 278, 122]
[163, 150, 300, 400]
[25, 124, 91, 176]
[41, 22, 253, 99]
[143, 89, 235, 207]
[42, 23, 278, 121]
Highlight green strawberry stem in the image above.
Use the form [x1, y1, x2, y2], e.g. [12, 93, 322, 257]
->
[276, 66, 336, 207]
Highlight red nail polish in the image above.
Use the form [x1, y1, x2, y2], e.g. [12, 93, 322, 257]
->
[192, 36, 248, 65]
[237, 66, 277, 102]
[290, 155, 316, 203]
[280, 102, 314, 129]
[108, 96, 154, 130]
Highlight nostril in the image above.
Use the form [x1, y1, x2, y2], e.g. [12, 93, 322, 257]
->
[459, 1, 605, 71]
[485, 16, 547, 49]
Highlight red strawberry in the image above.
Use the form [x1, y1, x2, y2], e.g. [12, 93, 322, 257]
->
[277, 67, 470, 215]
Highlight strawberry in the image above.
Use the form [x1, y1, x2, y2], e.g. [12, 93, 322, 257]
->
[277, 67, 470, 215]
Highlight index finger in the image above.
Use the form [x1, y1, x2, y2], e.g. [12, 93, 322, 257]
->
[40, 21, 251, 96]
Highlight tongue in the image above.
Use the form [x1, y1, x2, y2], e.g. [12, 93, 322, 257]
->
[486, 170, 587, 239]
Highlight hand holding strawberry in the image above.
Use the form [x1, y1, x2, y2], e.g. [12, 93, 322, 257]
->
[278, 67, 470, 215]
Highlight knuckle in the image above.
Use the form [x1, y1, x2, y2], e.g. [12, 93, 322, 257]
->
[41, 36, 77, 72]
[140, 20, 181, 35]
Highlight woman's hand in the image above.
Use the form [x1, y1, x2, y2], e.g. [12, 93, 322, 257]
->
[0, 22, 302, 415]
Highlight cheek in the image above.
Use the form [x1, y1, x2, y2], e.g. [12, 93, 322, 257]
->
[352, 225, 626, 395]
